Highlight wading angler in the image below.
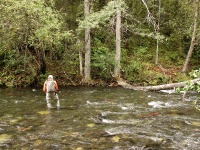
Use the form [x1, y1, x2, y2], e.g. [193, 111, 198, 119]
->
[43, 75, 60, 109]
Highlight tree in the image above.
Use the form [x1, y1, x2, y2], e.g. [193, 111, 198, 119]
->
[84, 0, 91, 83]
[77, 39, 84, 77]
[114, 9, 122, 77]
[117, 77, 200, 91]
[141, 0, 160, 64]
[0, 0, 71, 86]
[182, 0, 199, 73]
[155, 0, 161, 65]
[78, 0, 126, 79]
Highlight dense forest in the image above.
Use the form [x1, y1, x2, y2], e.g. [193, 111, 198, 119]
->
[0, 0, 200, 87]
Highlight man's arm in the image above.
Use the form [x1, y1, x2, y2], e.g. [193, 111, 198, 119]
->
[43, 81, 47, 92]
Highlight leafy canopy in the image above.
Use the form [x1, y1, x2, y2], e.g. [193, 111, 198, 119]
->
[78, 0, 127, 31]
[0, 0, 71, 51]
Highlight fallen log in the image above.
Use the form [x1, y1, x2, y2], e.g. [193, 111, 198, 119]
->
[117, 78, 200, 91]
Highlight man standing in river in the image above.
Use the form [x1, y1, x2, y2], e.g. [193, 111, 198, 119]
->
[43, 75, 60, 109]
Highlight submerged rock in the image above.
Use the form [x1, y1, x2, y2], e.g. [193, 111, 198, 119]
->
[148, 101, 164, 108]
[37, 110, 50, 115]
[191, 121, 200, 127]
[111, 135, 120, 142]
[0, 134, 12, 143]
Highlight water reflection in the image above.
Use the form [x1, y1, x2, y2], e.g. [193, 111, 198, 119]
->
[0, 87, 199, 149]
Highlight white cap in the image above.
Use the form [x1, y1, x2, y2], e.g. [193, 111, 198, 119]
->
[48, 75, 53, 79]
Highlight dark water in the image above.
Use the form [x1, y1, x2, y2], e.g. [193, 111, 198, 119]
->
[0, 87, 199, 150]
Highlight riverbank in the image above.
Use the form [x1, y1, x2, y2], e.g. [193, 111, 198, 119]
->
[0, 64, 191, 88]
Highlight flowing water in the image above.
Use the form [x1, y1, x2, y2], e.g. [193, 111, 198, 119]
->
[0, 87, 199, 150]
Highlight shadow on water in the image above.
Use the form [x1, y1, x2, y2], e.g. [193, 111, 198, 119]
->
[0, 87, 200, 149]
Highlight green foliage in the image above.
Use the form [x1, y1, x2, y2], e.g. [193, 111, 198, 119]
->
[0, 0, 199, 87]
[189, 69, 200, 79]
[191, 44, 200, 68]
[122, 59, 142, 81]
[0, 48, 37, 87]
[0, 0, 72, 87]
[164, 50, 180, 64]
[176, 69, 200, 111]
[121, 48, 142, 82]
[175, 73, 190, 82]
[91, 39, 114, 80]
[78, 0, 127, 31]
[136, 46, 154, 61]
[38, 74, 48, 86]
[0, 0, 72, 53]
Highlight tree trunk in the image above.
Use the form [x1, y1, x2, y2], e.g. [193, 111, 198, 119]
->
[114, 10, 121, 78]
[117, 78, 200, 91]
[155, 0, 161, 65]
[182, 0, 199, 73]
[141, 0, 160, 65]
[84, 0, 91, 82]
[78, 39, 83, 77]
[155, 38, 159, 65]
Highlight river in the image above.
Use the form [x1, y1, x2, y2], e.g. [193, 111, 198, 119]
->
[0, 87, 199, 149]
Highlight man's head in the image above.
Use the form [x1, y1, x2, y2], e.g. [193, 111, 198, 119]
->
[48, 75, 53, 79]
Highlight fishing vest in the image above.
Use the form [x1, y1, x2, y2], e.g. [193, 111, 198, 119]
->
[46, 80, 56, 93]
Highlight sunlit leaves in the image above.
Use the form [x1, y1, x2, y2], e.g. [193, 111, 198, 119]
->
[78, 0, 127, 31]
[176, 69, 200, 92]
[177, 69, 200, 111]
[189, 69, 200, 78]
[0, 0, 72, 86]
[0, 0, 71, 51]
[182, 69, 200, 92]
